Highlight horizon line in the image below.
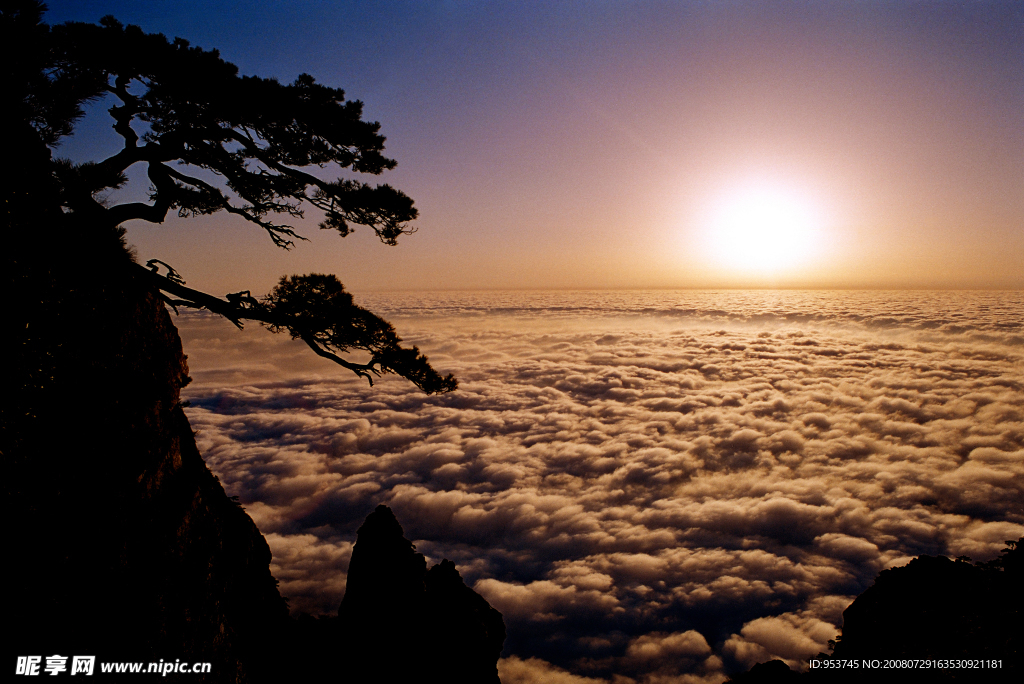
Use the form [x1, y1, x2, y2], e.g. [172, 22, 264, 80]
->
[347, 285, 1024, 294]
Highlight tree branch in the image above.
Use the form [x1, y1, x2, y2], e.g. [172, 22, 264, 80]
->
[162, 164, 307, 247]
[106, 75, 140, 149]
[106, 162, 176, 225]
[300, 334, 379, 385]
[137, 261, 247, 328]
[92, 141, 174, 181]
[135, 263, 378, 382]
[223, 129, 334, 193]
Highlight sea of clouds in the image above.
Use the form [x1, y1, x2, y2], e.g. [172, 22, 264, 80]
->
[177, 290, 1023, 683]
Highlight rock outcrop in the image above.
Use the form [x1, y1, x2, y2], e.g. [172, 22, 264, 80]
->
[828, 543, 1021, 681]
[8, 220, 290, 681]
[337, 505, 506, 684]
[726, 540, 1022, 682]
[727, 659, 802, 683]
[7, 215, 505, 681]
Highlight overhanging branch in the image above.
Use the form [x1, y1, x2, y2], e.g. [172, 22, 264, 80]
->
[300, 334, 379, 385]
[135, 262, 379, 383]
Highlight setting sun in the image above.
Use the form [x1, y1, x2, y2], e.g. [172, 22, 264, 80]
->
[704, 185, 822, 276]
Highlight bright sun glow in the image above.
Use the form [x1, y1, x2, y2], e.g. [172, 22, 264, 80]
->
[703, 185, 822, 276]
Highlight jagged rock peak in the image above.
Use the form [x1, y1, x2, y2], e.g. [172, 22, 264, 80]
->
[340, 504, 428, 617]
[337, 505, 505, 684]
[360, 503, 407, 538]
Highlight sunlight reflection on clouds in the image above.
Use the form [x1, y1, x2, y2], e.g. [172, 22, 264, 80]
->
[178, 291, 1023, 682]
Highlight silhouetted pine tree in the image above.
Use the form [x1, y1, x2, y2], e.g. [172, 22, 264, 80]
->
[5, 0, 455, 394]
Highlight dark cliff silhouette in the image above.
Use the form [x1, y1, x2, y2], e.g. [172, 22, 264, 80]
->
[336, 505, 506, 684]
[6, 220, 505, 679]
[727, 659, 802, 683]
[8, 215, 291, 679]
[7, 35, 288, 665]
[825, 540, 1021, 681]
[6, 3, 498, 680]
[727, 539, 1022, 683]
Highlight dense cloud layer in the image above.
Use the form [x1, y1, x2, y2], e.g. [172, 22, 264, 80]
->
[178, 291, 1023, 683]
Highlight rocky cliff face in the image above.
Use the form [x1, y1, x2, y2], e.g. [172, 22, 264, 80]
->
[8, 223, 290, 681]
[338, 505, 506, 684]
[7, 218, 505, 682]
[829, 545, 1021, 680]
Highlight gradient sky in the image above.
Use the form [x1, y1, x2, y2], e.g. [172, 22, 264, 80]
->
[46, 0, 1023, 292]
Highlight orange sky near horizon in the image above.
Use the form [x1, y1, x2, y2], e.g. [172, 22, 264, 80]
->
[49, 0, 1023, 293]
